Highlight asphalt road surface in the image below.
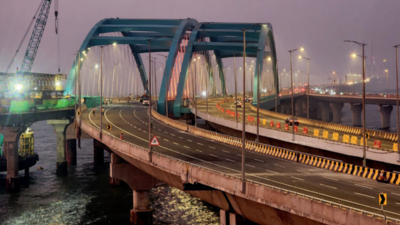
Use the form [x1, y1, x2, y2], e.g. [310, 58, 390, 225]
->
[82, 102, 400, 221]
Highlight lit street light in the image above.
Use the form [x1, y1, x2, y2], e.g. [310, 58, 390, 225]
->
[298, 55, 310, 119]
[385, 69, 389, 95]
[345, 40, 367, 167]
[288, 47, 304, 141]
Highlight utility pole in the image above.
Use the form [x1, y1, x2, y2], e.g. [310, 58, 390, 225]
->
[395, 44, 400, 160]
[100, 46, 103, 139]
[148, 39, 152, 162]
[256, 49, 260, 142]
[234, 55, 238, 127]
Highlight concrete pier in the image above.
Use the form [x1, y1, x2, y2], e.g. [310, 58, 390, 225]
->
[66, 139, 77, 165]
[93, 139, 104, 165]
[318, 102, 330, 122]
[48, 119, 73, 176]
[110, 153, 157, 225]
[295, 100, 304, 116]
[349, 103, 362, 126]
[330, 102, 344, 123]
[378, 105, 393, 129]
[220, 209, 229, 225]
[1, 126, 25, 192]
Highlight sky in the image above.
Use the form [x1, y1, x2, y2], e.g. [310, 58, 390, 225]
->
[1, 0, 400, 91]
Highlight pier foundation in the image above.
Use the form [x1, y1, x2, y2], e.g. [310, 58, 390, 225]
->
[318, 102, 330, 122]
[66, 139, 77, 165]
[349, 103, 362, 127]
[330, 102, 344, 123]
[48, 119, 73, 176]
[93, 139, 104, 165]
[378, 105, 393, 129]
[110, 153, 157, 225]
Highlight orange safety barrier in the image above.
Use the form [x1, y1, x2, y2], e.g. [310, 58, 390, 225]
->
[248, 116, 251, 121]
[373, 140, 382, 148]
[294, 125, 298, 132]
[270, 121, 274, 127]
[303, 127, 308, 134]
[237, 113, 240, 118]
[251, 116, 255, 122]
[285, 124, 289, 130]
[277, 122, 281, 129]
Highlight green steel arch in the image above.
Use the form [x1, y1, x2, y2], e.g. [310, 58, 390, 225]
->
[64, 18, 198, 95]
[171, 22, 278, 117]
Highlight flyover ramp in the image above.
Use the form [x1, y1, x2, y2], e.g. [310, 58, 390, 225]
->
[195, 98, 400, 168]
[80, 103, 400, 224]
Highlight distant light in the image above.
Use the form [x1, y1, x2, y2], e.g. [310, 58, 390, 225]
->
[351, 53, 357, 58]
[267, 57, 272, 61]
[198, 56, 200, 59]
[113, 42, 117, 46]
[80, 58, 83, 61]
[82, 51, 86, 54]
[34, 87, 37, 90]
[193, 58, 196, 61]
[383, 59, 387, 62]
[15, 84, 22, 92]
[202, 91, 206, 97]
[385, 69, 388, 72]
[299, 47, 304, 51]
[56, 82, 60, 86]
[95, 64, 99, 69]
[298, 56, 302, 59]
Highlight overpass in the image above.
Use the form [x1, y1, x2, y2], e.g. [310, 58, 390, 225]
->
[2, 17, 400, 224]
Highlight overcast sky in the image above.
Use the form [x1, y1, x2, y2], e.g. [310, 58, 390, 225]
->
[1, 0, 400, 89]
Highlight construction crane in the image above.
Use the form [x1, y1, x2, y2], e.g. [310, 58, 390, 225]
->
[6, 0, 59, 73]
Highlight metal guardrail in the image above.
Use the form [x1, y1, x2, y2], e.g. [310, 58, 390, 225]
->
[78, 107, 400, 224]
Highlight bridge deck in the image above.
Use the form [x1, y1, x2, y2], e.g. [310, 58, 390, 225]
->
[81, 102, 400, 221]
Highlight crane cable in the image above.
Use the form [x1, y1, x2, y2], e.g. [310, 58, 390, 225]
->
[6, 0, 45, 73]
[54, 0, 60, 72]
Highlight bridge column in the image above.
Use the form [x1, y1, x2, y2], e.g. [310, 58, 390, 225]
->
[295, 99, 304, 116]
[93, 139, 104, 165]
[48, 119, 72, 176]
[349, 103, 362, 126]
[1, 126, 25, 192]
[330, 102, 344, 123]
[280, 103, 291, 114]
[318, 102, 330, 122]
[110, 153, 157, 225]
[378, 105, 393, 129]
[66, 139, 77, 165]
[229, 213, 245, 225]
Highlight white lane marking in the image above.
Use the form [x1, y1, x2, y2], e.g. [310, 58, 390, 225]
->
[197, 143, 203, 145]
[134, 126, 137, 128]
[226, 158, 235, 162]
[266, 169, 279, 174]
[138, 128, 141, 131]
[254, 159, 264, 163]
[237, 154, 242, 157]
[222, 150, 230, 153]
[291, 176, 304, 181]
[320, 183, 337, 189]
[164, 139, 169, 142]
[102, 107, 400, 218]
[246, 164, 256, 168]
[187, 139, 192, 142]
[179, 136, 183, 139]
[355, 193, 375, 199]
[209, 146, 215, 149]
[322, 176, 339, 182]
[173, 142, 179, 145]
[143, 131, 147, 133]
[130, 124, 133, 126]
[209, 154, 218, 157]
[196, 149, 202, 152]
[184, 146, 190, 148]
[297, 170, 310, 174]
[171, 134, 175, 136]
[164, 131, 168, 134]
[274, 164, 285, 168]
[158, 129, 161, 131]
[354, 184, 372, 189]
[391, 193, 400, 197]
[396, 202, 400, 205]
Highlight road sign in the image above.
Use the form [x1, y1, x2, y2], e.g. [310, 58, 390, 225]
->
[365, 133, 369, 139]
[379, 193, 387, 205]
[107, 124, 112, 130]
[77, 110, 81, 116]
[150, 135, 160, 146]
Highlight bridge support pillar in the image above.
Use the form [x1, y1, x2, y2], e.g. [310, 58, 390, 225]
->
[349, 103, 362, 126]
[295, 100, 304, 116]
[220, 209, 229, 225]
[93, 139, 104, 165]
[281, 104, 291, 114]
[110, 153, 157, 225]
[330, 102, 344, 123]
[1, 126, 25, 192]
[378, 105, 393, 129]
[66, 139, 77, 166]
[229, 213, 245, 225]
[318, 102, 330, 122]
[48, 119, 72, 176]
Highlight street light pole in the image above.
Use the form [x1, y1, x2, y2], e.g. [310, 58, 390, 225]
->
[256, 49, 260, 142]
[241, 28, 247, 193]
[148, 39, 152, 162]
[395, 44, 400, 160]
[298, 55, 310, 119]
[100, 46, 103, 139]
[194, 58, 198, 127]
[385, 69, 389, 95]
[234, 55, 238, 127]
[345, 40, 367, 167]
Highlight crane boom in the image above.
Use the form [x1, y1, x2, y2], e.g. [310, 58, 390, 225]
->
[20, 0, 52, 73]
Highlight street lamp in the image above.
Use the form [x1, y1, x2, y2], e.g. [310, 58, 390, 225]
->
[288, 47, 304, 141]
[385, 69, 389, 95]
[298, 55, 310, 119]
[345, 40, 367, 167]
[394, 44, 400, 159]
[240, 23, 263, 193]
